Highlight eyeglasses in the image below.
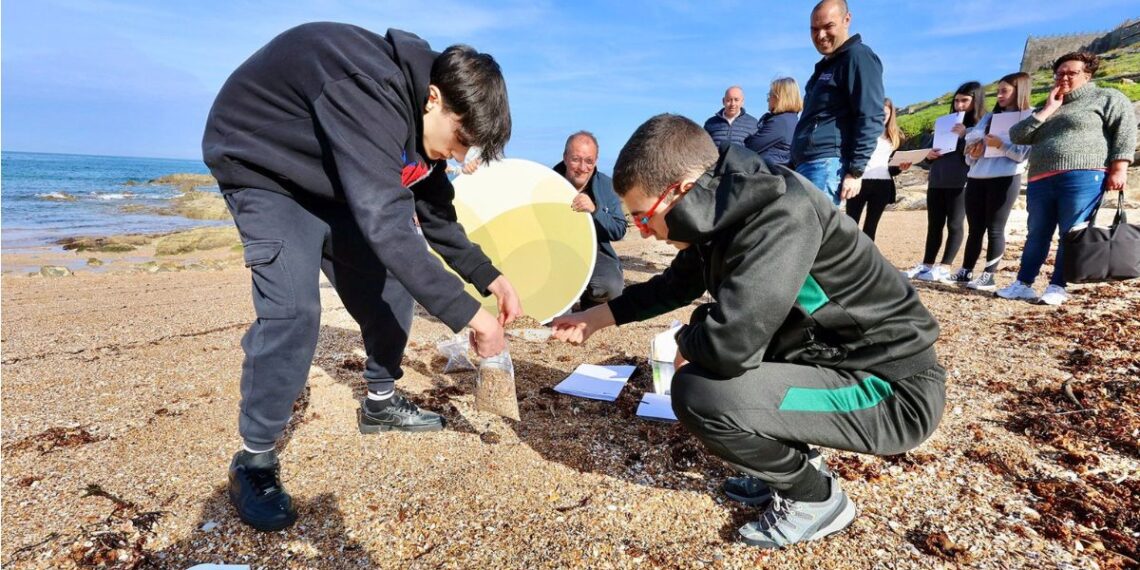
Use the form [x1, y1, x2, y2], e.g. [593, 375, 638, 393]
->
[566, 156, 596, 168]
[1054, 70, 1088, 79]
[632, 182, 682, 233]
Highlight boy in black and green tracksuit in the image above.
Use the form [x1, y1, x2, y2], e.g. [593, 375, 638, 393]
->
[551, 114, 945, 549]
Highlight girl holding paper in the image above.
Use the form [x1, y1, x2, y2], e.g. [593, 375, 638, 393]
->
[903, 82, 985, 282]
[997, 52, 1136, 306]
[845, 98, 909, 241]
[955, 72, 1032, 291]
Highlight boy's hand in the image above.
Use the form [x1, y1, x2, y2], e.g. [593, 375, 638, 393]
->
[673, 352, 688, 370]
[468, 309, 506, 357]
[550, 304, 616, 345]
[487, 275, 522, 325]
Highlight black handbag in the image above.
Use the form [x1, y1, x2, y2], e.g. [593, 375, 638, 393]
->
[1062, 192, 1140, 283]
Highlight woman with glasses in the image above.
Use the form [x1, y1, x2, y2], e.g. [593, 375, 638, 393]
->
[997, 52, 1137, 305]
[745, 77, 801, 167]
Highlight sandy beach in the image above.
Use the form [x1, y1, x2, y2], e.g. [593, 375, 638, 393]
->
[2, 189, 1139, 568]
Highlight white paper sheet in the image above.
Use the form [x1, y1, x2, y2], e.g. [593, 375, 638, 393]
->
[636, 393, 677, 422]
[650, 321, 682, 395]
[553, 364, 637, 401]
[983, 110, 1034, 158]
[888, 148, 931, 167]
[932, 112, 964, 153]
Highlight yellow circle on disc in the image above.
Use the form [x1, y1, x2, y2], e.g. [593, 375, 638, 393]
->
[449, 159, 596, 323]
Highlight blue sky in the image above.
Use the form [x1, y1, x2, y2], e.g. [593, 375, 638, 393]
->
[3, 1, 1137, 171]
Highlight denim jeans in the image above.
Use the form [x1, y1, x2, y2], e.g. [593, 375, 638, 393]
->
[1016, 170, 1105, 288]
[795, 157, 843, 206]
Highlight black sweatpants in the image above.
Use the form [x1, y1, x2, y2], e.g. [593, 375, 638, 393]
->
[923, 186, 966, 266]
[844, 179, 895, 241]
[225, 187, 416, 450]
[579, 251, 624, 310]
[963, 175, 1021, 273]
[671, 361, 945, 502]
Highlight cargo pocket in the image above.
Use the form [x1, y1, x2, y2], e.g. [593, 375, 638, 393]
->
[243, 239, 296, 319]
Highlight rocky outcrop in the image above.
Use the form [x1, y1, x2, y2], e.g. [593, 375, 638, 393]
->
[153, 227, 240, 256]
[58, 235, 153, 252]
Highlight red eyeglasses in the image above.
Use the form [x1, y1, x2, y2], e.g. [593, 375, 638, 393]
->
[633, 182, 682, 233]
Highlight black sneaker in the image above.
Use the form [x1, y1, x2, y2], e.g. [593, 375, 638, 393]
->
[946, 268, 973, 285]
[228, 450, 297, 532]
[358, 393, 446, 433]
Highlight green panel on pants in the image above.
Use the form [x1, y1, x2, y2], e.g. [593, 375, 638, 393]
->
[778, 375, 894, 413]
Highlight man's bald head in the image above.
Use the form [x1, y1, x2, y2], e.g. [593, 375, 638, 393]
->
[722, 86, 744, 119]
[810, 0, 852, 56]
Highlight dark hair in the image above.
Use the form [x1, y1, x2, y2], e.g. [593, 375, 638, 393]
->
[1052, 51, 1100, 76]
[612, 114, 718, 197]
[431, 45, 511, 161]
[952, 81, 985, 128]
[992, 72, 1032, 114]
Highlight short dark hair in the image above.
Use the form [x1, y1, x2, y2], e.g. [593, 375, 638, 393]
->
[1052, 51, 1100, 76]
[952, 81, 986, 127]
[612, 114, 718, 197]
[431, 45, 511, 161]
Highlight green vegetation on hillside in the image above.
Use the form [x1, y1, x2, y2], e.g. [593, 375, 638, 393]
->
[897, 45, 1140, 144]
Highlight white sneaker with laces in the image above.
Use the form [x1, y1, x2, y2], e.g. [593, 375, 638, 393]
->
[966, 271, 997, 291]
[1038, 284, 1070, 306]
[903, 264, 931, 279]
[919, 265, 951, 282]
[996, 280, 1038, 301]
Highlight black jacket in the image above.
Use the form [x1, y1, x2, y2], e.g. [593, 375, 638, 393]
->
[553, 163, 627, 262]
[608, 146, 939, 380]
[791, 34, 885, 178]
[202, 22, 499, 332]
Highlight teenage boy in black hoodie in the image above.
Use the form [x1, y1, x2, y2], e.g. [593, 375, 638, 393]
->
[551, 114, 945, 549]
[202, 22, 520, 531]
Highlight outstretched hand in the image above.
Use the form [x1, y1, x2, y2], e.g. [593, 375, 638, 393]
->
[549, 304, 617, 345]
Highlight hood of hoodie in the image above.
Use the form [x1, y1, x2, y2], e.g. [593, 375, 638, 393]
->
[387, 29, 439, 167]
[663, 145, 787, 244]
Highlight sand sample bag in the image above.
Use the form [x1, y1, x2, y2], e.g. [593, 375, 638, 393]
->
[475, 350, 520, 421]
[436, 332, 476, 373]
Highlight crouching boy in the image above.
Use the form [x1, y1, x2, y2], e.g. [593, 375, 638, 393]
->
[551, 114, 945, 548]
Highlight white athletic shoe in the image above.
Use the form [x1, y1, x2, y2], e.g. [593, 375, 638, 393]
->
[903, 264, 931, 279]
[1038, 284, 1070, 306]
[919, 265, 951, 282]
[996, 280, 1039, 301]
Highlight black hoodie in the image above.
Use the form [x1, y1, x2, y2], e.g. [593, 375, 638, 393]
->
[202, 22, 499, 332]
[608, 146, 939, 380]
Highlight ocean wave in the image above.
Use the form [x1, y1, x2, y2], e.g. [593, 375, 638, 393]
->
[36, 192, 79, 202]
[91, 192, 138, 200]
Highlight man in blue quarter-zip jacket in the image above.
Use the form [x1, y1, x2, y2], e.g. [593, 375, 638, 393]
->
[792, 0, 885, 206]
[704, 86, 759, 148]
[554, 131, 628, 309]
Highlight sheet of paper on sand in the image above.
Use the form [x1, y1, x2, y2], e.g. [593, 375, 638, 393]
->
[553, 364, 636, 401]
[889, 148, 931, 167]
[984, 110, 1034, 158]
[636, 392, 677, 422]
[932, 112, 964, 153]
[650, 321, 683, 395]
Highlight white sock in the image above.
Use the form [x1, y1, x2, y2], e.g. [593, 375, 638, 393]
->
[367, 389, 394, 401]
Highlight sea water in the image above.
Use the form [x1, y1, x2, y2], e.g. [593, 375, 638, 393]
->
[1, 151, 228, 252]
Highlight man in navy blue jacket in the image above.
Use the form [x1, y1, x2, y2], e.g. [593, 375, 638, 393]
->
[791, 0, 885, 206]
[554, 131, 627, 308]
[703, 86, 759, 148]
[203, 22, 521, 532]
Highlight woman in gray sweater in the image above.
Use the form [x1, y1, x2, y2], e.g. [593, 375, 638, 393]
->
[999, 52, 1137, 306]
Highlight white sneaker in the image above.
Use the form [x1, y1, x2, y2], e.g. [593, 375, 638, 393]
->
[903, 264, 931, 279]
[919, 265, 951, 282]
[996, 280, 1038, 301]
[1038, 285, 1069, 306]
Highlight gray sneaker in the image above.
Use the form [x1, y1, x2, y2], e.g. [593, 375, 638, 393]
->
[723, 449, 826, 506]
[738, 474, 857, 549]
